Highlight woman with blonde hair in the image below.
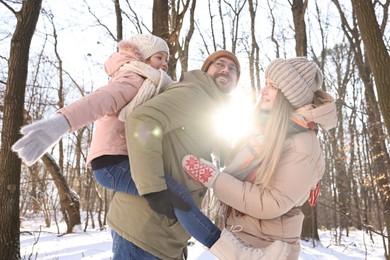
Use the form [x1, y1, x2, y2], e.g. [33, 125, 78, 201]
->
[182, 57, 338, 259]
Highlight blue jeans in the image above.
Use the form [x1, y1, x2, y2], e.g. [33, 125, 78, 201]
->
[93, 159, 139, 195]
[111, 229, 160, 260]
[93, 160, 221, 249]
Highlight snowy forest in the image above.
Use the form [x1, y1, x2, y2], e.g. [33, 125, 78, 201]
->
[0, 0, 390, 259]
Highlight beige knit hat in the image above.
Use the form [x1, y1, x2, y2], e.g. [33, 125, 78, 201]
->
[264, 57, 323, 108]
[201, 50, 241, 80]
[128, 34, 169, 60]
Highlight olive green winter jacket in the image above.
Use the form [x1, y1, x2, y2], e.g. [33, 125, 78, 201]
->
[107, 70, 232, 259]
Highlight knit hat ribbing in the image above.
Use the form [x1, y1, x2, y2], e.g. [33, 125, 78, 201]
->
[264, 57, 323, 108]
[201, 50, 241, 80]
[127, 34, 169, 60]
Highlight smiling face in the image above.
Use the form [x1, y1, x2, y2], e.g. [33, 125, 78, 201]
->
[206, 57, 239, 94]
[146, 51, 169, 71]
[259, 79, 279, 111]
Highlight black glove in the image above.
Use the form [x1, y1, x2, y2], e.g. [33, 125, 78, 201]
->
[144, 189, 191, 219]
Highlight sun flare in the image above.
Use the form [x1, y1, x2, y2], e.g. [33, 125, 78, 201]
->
[214, 91, 254, 144]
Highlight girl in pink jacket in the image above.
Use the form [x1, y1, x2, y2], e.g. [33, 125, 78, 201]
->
[12, 34, 172, 192]
[182, 57, 337, 259]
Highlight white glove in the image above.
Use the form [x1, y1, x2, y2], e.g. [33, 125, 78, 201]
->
[12, 114, 70, 166]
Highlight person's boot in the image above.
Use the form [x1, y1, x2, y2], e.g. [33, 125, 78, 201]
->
[209, 228, 290, 260]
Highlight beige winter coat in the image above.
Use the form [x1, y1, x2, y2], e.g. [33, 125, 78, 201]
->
[213, 90, 337, 260]
[107, 70, 232, 259]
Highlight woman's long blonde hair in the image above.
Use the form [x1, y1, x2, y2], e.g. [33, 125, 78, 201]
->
[252, 91, 294, 187]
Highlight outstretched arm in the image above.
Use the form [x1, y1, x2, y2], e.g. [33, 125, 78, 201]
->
[12, 114, 70, 166]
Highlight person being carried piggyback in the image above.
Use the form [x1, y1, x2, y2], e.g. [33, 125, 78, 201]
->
[12, 34, 173, 196]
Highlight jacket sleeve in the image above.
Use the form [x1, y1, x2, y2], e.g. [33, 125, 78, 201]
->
[125, 85, 215, 195]
[213, 132, 325, 219]
[58, 72, 144, 132]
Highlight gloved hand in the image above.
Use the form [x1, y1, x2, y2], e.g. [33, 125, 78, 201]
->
[12, 114, 71, 166]
[182, 155, 220, 188]
[143, 189, 190, 219]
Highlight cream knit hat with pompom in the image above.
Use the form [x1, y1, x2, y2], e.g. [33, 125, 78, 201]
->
[128, 34, 169, 60]
[265, 57, 323, 108]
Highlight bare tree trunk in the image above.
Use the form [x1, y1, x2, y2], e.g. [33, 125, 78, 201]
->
[46, 12, 66, 171]
[0, 1, 42, 258]
[362, 121, 388, 256]
[291, 0, 307, 57]
[114, 0, 123, 41]
[225, 0, 246, 54]
[30, 165, 40, 213]
[351, 0, 390, 133]
[177, 0, 196, 75]
[316, 132, 335, 230]
[290, 0, 320, 242]
[247, 0, 261, 100]
[41, 153, 81, 234]
[104, 188, 109, 225]
[348, 100, 362, 230]
[332, 1, 390, 257]
[153, 0, 170, 38]
[267, 1, 280, 58]
[217, 0, 227, 50]
[38, 168, 51, 227]
[153, 0, 172, 71]
[94, 181, 104, 229]
[153, 0, 193, 80]
[84, 169, 96, 232]
[351, 1, 390, 254]
[75, 128, 85, 195]
[357, 133, 369, 230]
[333, 104, 349, 232]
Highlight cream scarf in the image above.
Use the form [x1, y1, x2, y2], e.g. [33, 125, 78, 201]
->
[118, 60, 174, 121]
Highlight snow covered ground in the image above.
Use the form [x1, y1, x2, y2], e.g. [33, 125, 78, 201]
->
[20, 214, 386, 259]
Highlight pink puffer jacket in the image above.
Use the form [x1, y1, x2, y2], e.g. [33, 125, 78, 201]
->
[58, 46, 144, 165]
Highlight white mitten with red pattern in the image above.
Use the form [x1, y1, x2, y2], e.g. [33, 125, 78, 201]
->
[182, 154, 219, 188]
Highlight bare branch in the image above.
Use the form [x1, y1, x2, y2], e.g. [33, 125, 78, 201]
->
[0, 0, 18, 15]
[82, 0, 117, 42]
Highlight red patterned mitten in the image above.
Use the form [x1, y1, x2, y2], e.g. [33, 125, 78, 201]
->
[182, 155, 219, 188]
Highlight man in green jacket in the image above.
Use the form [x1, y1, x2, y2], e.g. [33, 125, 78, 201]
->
[107, 50, 241, 259]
